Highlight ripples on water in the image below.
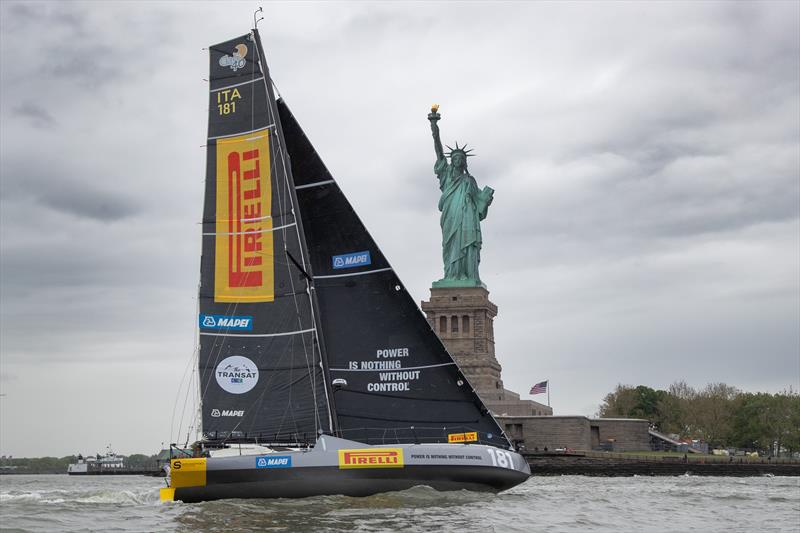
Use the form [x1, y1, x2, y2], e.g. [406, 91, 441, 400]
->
[1, 474, 798, 532]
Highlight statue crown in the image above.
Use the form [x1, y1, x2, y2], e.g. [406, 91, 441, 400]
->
[445, 141, 475, 158]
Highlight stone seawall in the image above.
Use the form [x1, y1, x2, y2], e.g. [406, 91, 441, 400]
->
[524, 454, 800, 477]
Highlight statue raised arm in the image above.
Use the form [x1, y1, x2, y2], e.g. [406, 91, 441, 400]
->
[426, 105, 494, 288]
[428, 104, 445, 162]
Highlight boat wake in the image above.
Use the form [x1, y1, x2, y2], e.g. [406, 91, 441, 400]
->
[0, 487, 160, 506]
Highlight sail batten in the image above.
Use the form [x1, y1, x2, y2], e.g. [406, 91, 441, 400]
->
[200, 327, 315, 338]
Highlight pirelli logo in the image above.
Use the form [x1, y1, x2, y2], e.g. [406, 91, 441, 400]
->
[448, 432, 478, 443]
[214, 131, 274, 303]
[338, 448, 404, 469]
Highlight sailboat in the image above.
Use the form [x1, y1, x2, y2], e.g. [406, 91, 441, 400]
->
[159, 28, 530, 503]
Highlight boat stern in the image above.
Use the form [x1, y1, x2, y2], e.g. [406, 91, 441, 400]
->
[159, 457, 207, 502]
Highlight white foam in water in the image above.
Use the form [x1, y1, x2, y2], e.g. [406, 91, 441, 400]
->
[1, 475, 798, 532]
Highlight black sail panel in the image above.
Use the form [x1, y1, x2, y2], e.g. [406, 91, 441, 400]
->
[278, 101, 510, 448]
[198, 33, 330, 443]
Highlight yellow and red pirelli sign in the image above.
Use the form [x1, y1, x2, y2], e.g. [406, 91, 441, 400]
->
[338, 448, 404, 469]
[447, 432, 478, 443]
[214, 131, 274, 303]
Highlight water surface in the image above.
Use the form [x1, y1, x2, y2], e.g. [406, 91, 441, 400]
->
[1, 474, 797, 532]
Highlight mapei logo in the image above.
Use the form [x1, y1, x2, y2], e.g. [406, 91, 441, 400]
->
[210, 409, 244, 417]
[200, 314, 253, 331]
[219, 43, 247, 72]
[338, 448, 404, 469]
[332, 251, 371, 270]
[256, 455, 292, 469]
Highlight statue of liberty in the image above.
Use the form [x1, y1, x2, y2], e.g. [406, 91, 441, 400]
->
[428, 105, 494, 287]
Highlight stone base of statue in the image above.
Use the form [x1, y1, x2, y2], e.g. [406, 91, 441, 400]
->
[422, 286, 502, 396]
[420, 285, 552, 419]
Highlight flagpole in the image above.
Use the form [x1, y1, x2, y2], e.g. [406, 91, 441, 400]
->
[547, 380, 550, 408]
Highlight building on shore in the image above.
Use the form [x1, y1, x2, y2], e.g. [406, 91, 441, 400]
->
[421, 286, 650, 452]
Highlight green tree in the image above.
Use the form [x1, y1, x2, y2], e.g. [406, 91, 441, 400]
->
[598, 384, 669, 428]
[688, 383, 739, 447]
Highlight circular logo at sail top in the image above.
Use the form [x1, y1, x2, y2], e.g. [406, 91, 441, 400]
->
[215, 356, 259, 394]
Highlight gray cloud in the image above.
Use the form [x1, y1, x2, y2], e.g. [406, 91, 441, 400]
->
[1, 158, 141, 221]
[0, 1, 797, 457]
[12, 102, 56, 128]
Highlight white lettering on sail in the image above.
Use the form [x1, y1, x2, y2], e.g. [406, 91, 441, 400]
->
[367, 382, 411, 392]
[378, 371, 420, 382]
[376, 348, 409, 358]
[349, 360, 401, 370]
[345, 347, 422, 394]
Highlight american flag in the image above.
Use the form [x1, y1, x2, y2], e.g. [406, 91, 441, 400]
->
[530, 381, 548, 395]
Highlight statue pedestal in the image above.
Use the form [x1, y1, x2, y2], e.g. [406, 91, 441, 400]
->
[420, 285, 554, 418]
[421, 286, 504, 400]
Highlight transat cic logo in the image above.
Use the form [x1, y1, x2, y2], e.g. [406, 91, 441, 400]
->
[215, 356, 259, 394]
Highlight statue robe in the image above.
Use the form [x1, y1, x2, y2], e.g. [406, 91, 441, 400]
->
[435, 157, 488, 281]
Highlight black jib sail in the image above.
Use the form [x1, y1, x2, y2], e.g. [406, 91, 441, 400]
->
[278, 101, 511, 449]
[198, 32, 331, 443]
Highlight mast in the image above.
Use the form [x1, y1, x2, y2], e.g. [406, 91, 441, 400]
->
[251, 28, 338, 436]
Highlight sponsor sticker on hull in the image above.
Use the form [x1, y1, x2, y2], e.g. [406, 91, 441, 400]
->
[256, 455, 292, 469]
[200, 314, 253, 331]
[214, 131, 274, 303]
[338, 448, 404, 469]
[332, 251, 371, 270]
[447, 432, 479, 443]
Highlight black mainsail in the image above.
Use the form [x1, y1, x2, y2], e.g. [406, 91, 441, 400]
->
[199, 33, 330, 443]
[278, 102, 510, 449]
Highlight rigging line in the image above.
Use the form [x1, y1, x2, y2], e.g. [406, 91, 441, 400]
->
[171, 279, 203, 444]
[278, 209, 320, 434]
[202, 221, 295, 236]
[177, 342, 198, 447]
[191, 294, 203, 439]
[224, 342, 305, 443]
[271, 123, 328, 434]
[238, 337, 294, 438]
[314, 267, 393, 280]
[169, 328, 197, 444]
[210, 76, 265, 93]
[253, 37, 324, 436]
[273, 336, 305, 440]
[200, 327, 315, 338]
[329, 362, 457, 372]
[295, 179, 335, 190]
[256, 45, 322, 436]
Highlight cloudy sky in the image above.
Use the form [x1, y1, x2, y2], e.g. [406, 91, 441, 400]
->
[1, 1, 798, 457]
